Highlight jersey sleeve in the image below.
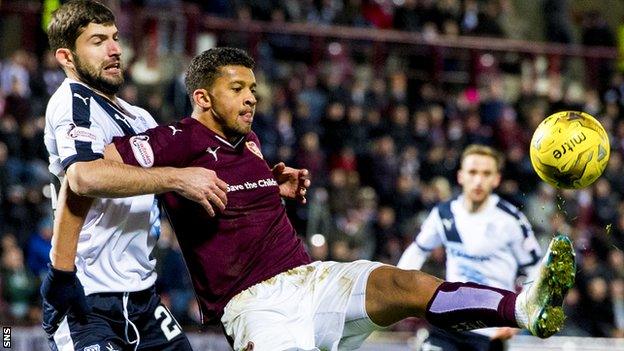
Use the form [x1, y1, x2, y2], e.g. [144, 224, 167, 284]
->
[397, 242, 430, 270]
[509, 211, 542, 278]
[113, 122, 187, 168]
[398, 208, 444, 269]
[48, 90, 106, 170]
[414, 208, 444, 251]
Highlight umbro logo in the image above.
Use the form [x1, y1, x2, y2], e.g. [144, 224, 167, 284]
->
[168, 126, 182, 136]
[73, 92, 89, 105]
[442, 219, 453, 231]
[206, 146, 220, 161]
[106, 342, 119, 351]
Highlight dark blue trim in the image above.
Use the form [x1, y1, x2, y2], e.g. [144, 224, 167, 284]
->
[69, 84, 97, 169]
[497, 199, 532, 238]
[61, 153, 104, 170]
[69, 83, 137, 136]
[496, 200, 520, 219]
[416, 242, 434, 252]
[437, 200, 462, 243]
[520, 223, 530, 238]
[518, 249, 540, 269]
[90, 93, 137, 136]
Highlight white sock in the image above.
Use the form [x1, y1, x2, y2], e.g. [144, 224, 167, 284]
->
[514, 291, 529, 329]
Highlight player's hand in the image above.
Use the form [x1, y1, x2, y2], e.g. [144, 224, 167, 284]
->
[41, 264, 91, 330]
[490, 327, 518, 340]
[271, 162, 310, 204]
[174, 167, 228, 216]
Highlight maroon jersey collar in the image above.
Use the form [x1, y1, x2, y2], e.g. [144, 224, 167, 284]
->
[186, 117, 249, 149]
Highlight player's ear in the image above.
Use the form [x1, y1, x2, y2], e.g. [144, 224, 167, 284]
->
[457, 168, 464, 186]
[55, 48, 74, 69]
[192, 88, 211, 110]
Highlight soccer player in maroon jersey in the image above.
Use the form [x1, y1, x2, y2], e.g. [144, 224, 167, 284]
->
[104, 47, 575, 350]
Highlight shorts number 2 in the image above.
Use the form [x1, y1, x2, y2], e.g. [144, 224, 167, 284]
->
[154, 305, 182, 340]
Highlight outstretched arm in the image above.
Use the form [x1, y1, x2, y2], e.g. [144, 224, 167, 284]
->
[103, 144, 228, 216]
[66, 158, 182, 198]
[67, 157, 227, 215]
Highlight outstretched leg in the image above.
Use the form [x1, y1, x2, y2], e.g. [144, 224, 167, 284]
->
[365, 235, 576, 338]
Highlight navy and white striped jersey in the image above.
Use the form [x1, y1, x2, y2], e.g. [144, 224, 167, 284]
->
[44, 78, 159, 295]
[398, 194, 541, 291]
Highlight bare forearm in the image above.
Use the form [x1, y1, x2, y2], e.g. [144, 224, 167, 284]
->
[66, 158, 180, 198]
[50, 179, 94, 271]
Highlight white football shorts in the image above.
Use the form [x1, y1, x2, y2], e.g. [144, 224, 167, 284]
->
[221, 260, 385, 351]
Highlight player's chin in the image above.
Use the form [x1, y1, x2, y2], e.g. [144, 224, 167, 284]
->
[239, 124, 252, 134]
[106, 75, 124, 86]
[470, 191, 487, 202]
[100, 75, 124, 90]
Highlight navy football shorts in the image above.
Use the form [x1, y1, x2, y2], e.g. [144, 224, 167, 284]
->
[43, 286, 193, 351]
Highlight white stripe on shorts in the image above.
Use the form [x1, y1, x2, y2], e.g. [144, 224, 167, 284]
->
[53, 316, 75, 351]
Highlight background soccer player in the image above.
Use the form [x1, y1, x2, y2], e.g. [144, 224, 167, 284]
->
[41, 1, 227, 350]
[104, 47, 575, 350]
[398, 144, 543, 351]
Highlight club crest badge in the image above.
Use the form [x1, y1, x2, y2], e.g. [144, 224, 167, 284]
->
[130, 135, 154, 167]
[246, 141, 263, 159]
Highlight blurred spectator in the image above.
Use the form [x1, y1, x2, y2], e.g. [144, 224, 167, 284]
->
[365, 135, 399, 203]
[610, 278, 624, 337]
[581, 275, 616, 336]
[1, 50, 31, 98]
[525, 183, 557, 237]
[469, 0, 505, 37]
[582, 11, 616, 92]
[1, 243, 38, 323]
[25, 217, 52, 279]
[30, 51, 64, 116]
[387, 104, 412, 151]
[372, 205, 401, 263]
[543, 0, 573, 44]
[393, 0, 420, 32]
[295, 131, 327, 187]
[593, 179, 619, 227]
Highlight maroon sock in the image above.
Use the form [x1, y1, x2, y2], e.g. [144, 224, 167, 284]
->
[425, 282, 519, 331]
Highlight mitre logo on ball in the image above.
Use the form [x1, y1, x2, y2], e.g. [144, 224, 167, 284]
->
[530, 111, 610, 189]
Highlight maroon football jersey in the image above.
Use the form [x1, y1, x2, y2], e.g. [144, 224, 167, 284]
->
[113, 117, 311, 322]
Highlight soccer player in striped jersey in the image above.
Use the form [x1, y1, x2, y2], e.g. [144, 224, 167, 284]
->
[398, 145, 543, 351]
[104, 47, 576, 350]
[41, 1, 226, 350]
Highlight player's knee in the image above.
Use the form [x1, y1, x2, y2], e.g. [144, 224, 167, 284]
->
[369, 267, 442, 312]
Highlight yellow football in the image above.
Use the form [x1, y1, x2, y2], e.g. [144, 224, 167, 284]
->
[529, 111, 610, 189]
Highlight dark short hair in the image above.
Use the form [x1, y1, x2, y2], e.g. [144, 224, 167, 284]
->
[184, 47, 255, 97]
[47, 0, 116, 51]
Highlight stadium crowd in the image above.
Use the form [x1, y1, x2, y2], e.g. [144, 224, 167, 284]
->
[1, 0, 624, 340]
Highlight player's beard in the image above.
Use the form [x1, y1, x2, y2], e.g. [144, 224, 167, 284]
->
[212, 102, 252, 137]
[223, 120, 252, 139]
[73, 53, 123, 96]
[231, 116, 253, 135]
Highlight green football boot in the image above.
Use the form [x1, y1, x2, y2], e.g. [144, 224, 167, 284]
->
[516, 234, 576, 338]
